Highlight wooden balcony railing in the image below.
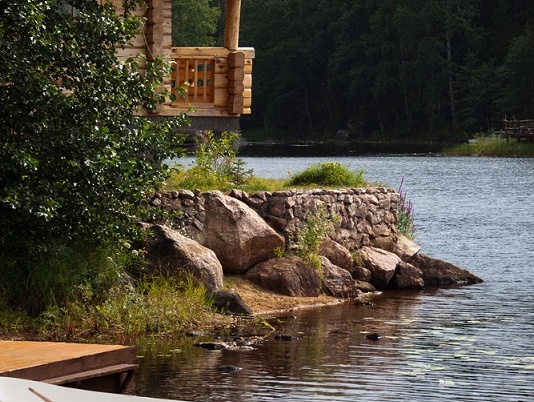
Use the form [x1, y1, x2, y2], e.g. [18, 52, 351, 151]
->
[169, 47, 254, 117]
[172, 58, 215, 106]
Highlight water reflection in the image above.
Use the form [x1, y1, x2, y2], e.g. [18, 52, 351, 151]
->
[237, 142, 442, 157]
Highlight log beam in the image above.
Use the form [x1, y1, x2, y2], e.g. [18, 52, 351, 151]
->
[224, 0, 242, 51]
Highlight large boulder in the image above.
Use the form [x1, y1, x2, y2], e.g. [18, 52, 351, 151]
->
[143, 224, 223, 292]
[387, 261, 424, 290]
[410, 253, 483, 287]
[245, 256, 321, 297]
[202, 191, 285, 274]
[320, 256, 361, 298]
[359, 246, 402, 290]
[319, 238, 353, 271]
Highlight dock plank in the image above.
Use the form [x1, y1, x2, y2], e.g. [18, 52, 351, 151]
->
[0, 341, 137, 393]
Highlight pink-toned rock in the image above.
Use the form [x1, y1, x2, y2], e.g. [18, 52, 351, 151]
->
[359, 246, 402, 290]
[202, 191, 285, 274]
[319, 238, 353, 271]
[393, 234, 421, 261]
[143, 224, 223, 292]
[320, 257, 361, 298]
[245, 256, 321, 297]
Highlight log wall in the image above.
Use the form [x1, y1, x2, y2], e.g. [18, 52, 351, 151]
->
[109, 0, 253, 118]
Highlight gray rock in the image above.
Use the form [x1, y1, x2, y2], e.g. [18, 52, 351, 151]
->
[410, 253, 483, 287]
[143, 224, 223, 292]
[245, 256, 321, 297]
[355, 280, 377, 293]
[350, 265, 372, 282]
[319, 238, 353, 271]
[387, 261, 424, 290]
[372, 234, 421, 261]
[210, 289, 253, 315]
[202, 191, 285, 274]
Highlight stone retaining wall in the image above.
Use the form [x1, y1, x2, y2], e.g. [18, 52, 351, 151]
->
[151, 187, 400, 250]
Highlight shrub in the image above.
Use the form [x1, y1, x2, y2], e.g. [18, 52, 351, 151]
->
[0, 240, 138, 315]
[288, 162, 367, 187]
[0, 1, 186, 247]
[0, 1, 187, 314]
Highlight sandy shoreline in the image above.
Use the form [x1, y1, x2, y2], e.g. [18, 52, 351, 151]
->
[225, 276, 347, 316]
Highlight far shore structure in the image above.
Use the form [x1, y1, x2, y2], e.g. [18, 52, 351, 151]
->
[109, 0, 254, 131]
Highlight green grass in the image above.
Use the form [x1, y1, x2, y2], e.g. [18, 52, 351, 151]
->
[288, 162, 368, 187]
[166, 162, 369, 192]
[2, 276, 227, 344]
[443, 138, 534, 156]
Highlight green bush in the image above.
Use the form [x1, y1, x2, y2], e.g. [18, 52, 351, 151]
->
[0, 1, 186, 247]
[0, 240, 138, 315]
[0, 1, 189, 314]
[288, 162, 367, 187]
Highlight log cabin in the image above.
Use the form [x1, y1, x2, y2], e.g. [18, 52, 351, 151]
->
[110, 0, 254, 130]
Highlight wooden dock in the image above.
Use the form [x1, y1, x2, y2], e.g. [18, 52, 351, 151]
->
[0, 341, 137, 394]
[503, 118, 534, 141]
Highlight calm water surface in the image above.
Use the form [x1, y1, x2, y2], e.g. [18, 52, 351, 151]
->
[139, 156, 534, 401]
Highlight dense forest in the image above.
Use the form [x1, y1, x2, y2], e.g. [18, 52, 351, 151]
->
[173, 0, 534, 141]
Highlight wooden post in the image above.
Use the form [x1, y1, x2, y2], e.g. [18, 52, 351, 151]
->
[227, 51, 245, 114]
[224, 0, 242, 51]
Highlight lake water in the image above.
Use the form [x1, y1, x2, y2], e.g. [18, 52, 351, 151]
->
[138, 155, 534, 401]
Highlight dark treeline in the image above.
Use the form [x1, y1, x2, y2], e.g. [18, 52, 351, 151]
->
[230, 0, 534, 141]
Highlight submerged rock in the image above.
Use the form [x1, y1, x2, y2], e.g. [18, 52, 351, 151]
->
[365, 332, 381, 341]
[274, 334, 299, 341]
[217, 365, 242, 373]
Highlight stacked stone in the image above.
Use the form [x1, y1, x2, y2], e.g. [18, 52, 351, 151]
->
[231, 188, 399, 249]
[152, 187, 399, 249]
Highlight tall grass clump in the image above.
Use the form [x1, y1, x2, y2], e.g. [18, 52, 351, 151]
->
[39, 276, 222, 344]
[397, 178, 416, 239]
[291, 205, 340, 272]
[288, 162, 367, 187]
[0, 240, 133, 316]
[171, 131, 252, 191]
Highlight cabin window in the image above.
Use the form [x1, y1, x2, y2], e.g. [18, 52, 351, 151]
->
[172, 58, 215, 106]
